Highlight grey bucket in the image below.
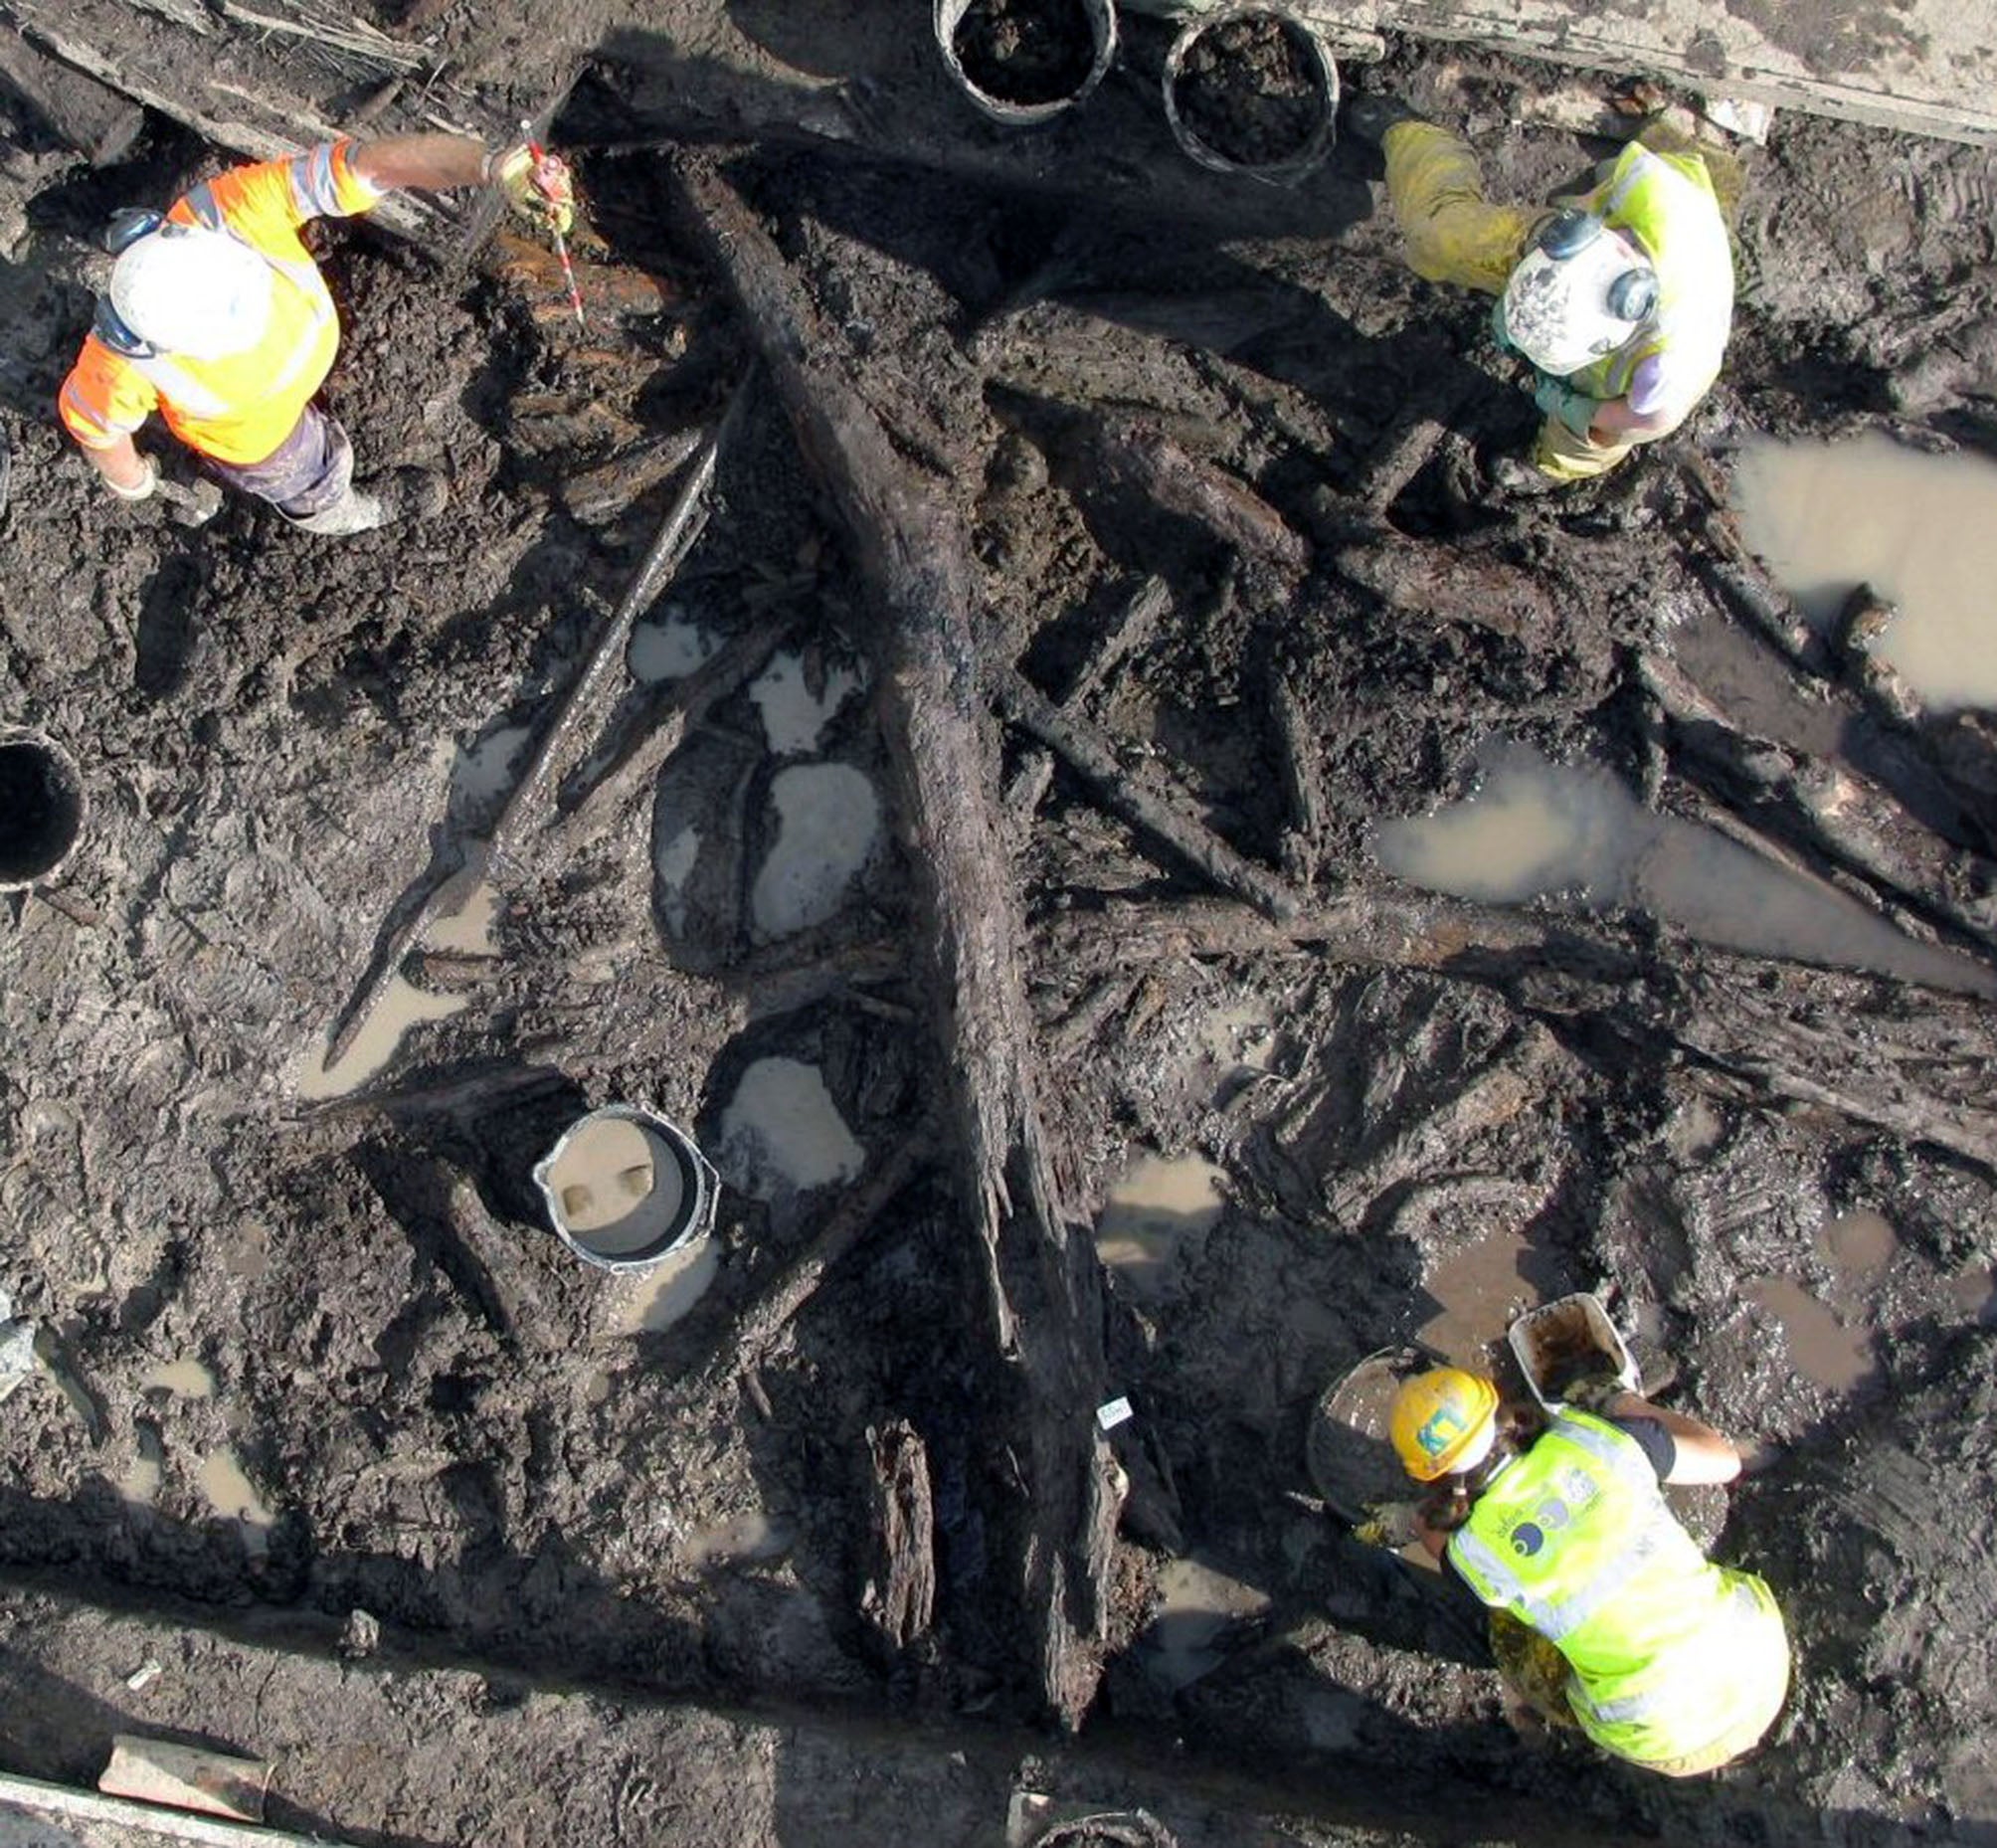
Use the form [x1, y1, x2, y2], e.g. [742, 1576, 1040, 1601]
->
[0, 727, 86, 892]
[532, 1103, 718, 1273]
[934, 0, 1120, 126]
[1162, 3, 1340, 185]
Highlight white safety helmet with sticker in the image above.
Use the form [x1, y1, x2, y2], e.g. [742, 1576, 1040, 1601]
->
[108, 221, 274, 361]
[1499, 210, 1659, 379]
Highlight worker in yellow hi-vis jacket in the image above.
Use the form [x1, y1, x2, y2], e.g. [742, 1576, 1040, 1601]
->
[1372, 1367, 1790, 1776]
[1345, 92, 1739, 487]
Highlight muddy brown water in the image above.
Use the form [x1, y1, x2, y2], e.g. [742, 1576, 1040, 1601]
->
[1375, 742, 1997, 996]
[1735, 434, 1997, 711]
[1094, 1152, 1227, 1299]
[294, 977, 467, 1101]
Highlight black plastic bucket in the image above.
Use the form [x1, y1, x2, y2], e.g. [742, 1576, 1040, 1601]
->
[0, 728, 85, 890]
[935, 0, 1120, 126]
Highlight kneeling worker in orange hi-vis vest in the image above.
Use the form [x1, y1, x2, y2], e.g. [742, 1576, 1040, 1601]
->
[60, 134, 574, 536]
[1383, 1366, 1790, 1777]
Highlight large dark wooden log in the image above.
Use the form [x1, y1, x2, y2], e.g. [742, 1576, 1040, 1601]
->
[665, 153, 1120, 1730]
[996, 668, 1306, 923]
[1042, 893, 1997, 1167]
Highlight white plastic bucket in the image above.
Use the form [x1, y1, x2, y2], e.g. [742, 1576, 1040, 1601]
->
[1508, 1292, 1640, 1412]
[1162, 3, 1339, 184]
[532, 1103, 718, 1272]
[934, 0, 1120, 126]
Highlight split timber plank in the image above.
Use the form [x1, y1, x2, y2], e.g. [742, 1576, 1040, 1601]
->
[1352, 0, 1997, 147]
[0, 1767, 328, 1847]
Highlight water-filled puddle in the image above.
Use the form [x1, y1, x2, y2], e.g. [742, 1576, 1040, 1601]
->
[1416, 1228, 1535, 1369]
[199, 1447, 275, 1554]
[1734, 434, 1997, 711]
[1747, 1275, 1874, 1392]
[717, 1057, 866, 1200]
[1818, 1208, 1898, 1278]
[296, 977, 467, 1100]
[428, 877, 498, 955]
[751, 650, 863, 755]
[1144, 1559, 1268, 1692]
[654, 824, 701, 936]
[453, 723, 531, 808]
[629, 607, 715, 684]
[1095, 1154, 1225, 1299]
[121, 1425, 165, 1508]
[681, 1509, 793, 1568]
[143, 1358, 215, 1398]
[616, 1236, 721, 1335]
[1375, 742, 1996, 996]
[749, 763, 881, 940]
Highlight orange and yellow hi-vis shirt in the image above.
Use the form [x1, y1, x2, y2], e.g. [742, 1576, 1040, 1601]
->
[59, 140, 383, 466]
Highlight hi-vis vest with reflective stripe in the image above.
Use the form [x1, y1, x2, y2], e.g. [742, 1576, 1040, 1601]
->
[1567, 141, 1734, 425]
[59, 144, 374, 465]
[1447, 1411, 1787, 1766]
[122, 187, 337, 465]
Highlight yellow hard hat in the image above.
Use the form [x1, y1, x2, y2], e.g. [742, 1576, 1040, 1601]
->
[1389, 1368, 1501, 1482]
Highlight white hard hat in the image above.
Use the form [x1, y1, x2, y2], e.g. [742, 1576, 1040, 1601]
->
[1500, 212, 1659, 379]
[108, 222, 273, 360]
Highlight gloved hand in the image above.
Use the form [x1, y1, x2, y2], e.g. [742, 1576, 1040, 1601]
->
[1561, 1374, 1630, 1413]
[1533, 371, 1603, 440]
[1354, 1498, 1423, 1550]
[487, 141, 575, 238]
[104, 457, 159, 502]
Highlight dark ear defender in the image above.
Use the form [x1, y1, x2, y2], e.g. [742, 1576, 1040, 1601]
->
[1536, 208, 1605, 261]
[91, 297, 155, 359]
[95, 209, 166, 357]
[1608, 268, 1660, 322]
[101, 207, 163, 255]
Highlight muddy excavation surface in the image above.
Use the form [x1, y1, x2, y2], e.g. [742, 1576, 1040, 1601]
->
[3, 2, 1997, 1843]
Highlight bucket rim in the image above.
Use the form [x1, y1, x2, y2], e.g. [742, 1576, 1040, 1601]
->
[933, 0, 1121, 128]
[0, 724, 88, 893]
[532, 1102, 719, 1273]
[1162, 1, 1341, 186]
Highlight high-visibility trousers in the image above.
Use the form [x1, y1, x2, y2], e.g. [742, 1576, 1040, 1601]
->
[1378, 121, 1630, 482]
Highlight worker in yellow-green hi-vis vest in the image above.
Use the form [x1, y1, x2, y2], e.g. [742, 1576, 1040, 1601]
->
[1343, 88, 1739, 488]
[1385, 1368, 1789, 1777]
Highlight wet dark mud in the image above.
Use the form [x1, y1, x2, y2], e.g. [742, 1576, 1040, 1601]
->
[2, 10, 1997, 1847]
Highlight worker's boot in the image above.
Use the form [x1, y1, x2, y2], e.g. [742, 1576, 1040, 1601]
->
[369, 466, 450, 526]
[285, 467, 445, 536]
[1341, 91, 1419, 147]
[1489, 454, 1563, 497]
